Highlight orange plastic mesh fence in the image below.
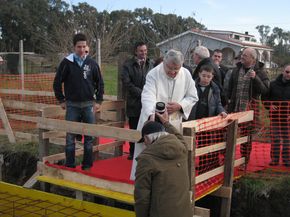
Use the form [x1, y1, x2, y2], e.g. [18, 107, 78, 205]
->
[190, 99, 289, 199]
[0, 74, 289, 182]
[0, 73, 57, 132]
[251, 99, 289, 169]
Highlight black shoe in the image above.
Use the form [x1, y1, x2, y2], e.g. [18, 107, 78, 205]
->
[127, 154, 133, 160]
[81, 165, 92, 171]
[269, 161, 279, 166]
[65, 164, 76, 168]
[76, 134, 82, 141]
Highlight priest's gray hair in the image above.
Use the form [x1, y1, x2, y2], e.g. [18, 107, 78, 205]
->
[146, 131, 169, 144]
[163, 49, 184, 65]
[194, 46, 210, 59]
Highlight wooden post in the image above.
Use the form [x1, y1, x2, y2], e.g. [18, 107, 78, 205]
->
[19, 40, 25, 99]
[183, 127, 196, 212]
[115, 53, 128, 157]
[39, 111, 50, 160]
[96, 38, 101, 67]
[38, 128, 49, 160]
[220, 120, 238, 217]
[0, 154, 3, 181]
[0, 98, 16, 143]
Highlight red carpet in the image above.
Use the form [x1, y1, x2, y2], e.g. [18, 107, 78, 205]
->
[47, 141, 289, 200]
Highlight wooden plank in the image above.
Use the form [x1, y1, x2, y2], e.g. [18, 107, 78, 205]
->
[49, 137, 82, 148]
[210, 186, 232, 198]
[101, 111, 118, 121]
[0, 88, 55, 96]
[0, 130, 38, 141]
[43, 141, 124, 163]
[3, 99, 48, 111]
[37, 175, 134, 204]
[41, 105, 65, 118]
[220, 120, 238, 217]
[38, 162, 134, 195]
[195, 158, 245, 184]
[183, 127, 196, 210]
[100, 100, 125, 111]
[37, 117, 141, 142]
[195, 136, 248, 157]
[42, 131, 66, 139]
[103, 95, 117, 101]
[8, 113, 39, 122]
[182, 111, 254, 132]
[0, 98, 16, 143]
[23, 171, 39, 188]
[194, 206, 210, 217]
[0, 89, 116, 101]
[98, 122, 124, 128]
[14, 131, 38, 141]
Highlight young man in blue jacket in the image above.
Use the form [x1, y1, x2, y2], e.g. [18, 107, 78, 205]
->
[53, 33, 104, 170]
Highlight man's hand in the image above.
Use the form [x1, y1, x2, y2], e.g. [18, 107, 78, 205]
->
[248, 69, 256, 78]
[94, 103, 101, 113]
[219, 112, 228, 118]
[60, 102, 66, 110]
[155, 109, 169, 124]
[166, 102, 181, 114]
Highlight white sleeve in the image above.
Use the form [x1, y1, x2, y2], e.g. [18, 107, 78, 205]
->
[179, 75, 199, 120]
[141, 71, 157, 119]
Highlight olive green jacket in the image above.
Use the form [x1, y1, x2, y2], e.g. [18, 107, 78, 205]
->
[134, 122, 192, 217]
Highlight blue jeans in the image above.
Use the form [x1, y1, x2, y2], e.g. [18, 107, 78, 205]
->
[65, 103, 95, 168]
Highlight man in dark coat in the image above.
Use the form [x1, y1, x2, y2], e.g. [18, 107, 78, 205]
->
[122, 41, 154, 160]
[263, 64, 290, 167]
[211, 49, 229, 86]
[134, 111, 192, 217]
[228, 47, 270, 167]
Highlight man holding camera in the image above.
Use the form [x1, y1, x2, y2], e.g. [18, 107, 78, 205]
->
[130, 49, 198, 180]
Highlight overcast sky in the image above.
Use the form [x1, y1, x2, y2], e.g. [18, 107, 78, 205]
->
[70, 0, 290, 40]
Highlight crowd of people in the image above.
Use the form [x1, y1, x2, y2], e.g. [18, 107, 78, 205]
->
[53, 33, 289, 217]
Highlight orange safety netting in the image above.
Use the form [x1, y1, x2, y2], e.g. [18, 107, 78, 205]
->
[0, 73, 57, 132]
[194, 99, 289, 199]
[0, 73, 289, 201]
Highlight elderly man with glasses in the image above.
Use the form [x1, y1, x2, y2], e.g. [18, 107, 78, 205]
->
[228, 47, 270, 169]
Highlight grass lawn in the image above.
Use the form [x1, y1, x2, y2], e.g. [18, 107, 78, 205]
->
[102, 64, 118, 96]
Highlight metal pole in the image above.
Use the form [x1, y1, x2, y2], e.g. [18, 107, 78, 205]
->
[19, 40, 24, 98]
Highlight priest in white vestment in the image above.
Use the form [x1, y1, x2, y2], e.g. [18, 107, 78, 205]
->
[130, 49, 199, 180]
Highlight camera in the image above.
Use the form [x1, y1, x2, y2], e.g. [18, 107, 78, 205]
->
[155, 102, 166, 123]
